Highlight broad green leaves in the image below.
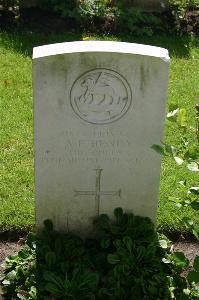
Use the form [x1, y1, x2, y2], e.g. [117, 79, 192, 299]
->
[188, 257, 199, 284]
[1, 210, 199, 299]
[159, 239, 168, 249]
[172, 252, 189, 269]
[107, 254, 120, 264]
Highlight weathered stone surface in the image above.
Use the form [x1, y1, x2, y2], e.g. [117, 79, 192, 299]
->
[33, 41, 169, 235]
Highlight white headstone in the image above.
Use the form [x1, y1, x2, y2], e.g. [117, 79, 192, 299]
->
[33, 41, 169, 235]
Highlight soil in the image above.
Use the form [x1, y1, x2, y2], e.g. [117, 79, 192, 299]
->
[173, 241, 199, 266]
[0, 239, 198, 274]
[0, 239, 24, 277]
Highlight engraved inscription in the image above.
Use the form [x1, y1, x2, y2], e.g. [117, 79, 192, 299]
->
[74, 169, 121, 216]
[39, 128, 137, 166]
[70, 69, 132, 124]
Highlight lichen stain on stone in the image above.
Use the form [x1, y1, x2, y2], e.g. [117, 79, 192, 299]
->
[79, 53, 100, 68]
[57, 98, 65, 111]
[140, 63, 149, 93]
[78, 52, 116, 69]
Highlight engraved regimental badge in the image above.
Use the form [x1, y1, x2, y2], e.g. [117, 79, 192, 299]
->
[70, 69, 132, 124]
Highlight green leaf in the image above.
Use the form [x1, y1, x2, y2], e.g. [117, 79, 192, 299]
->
[168, 103, 178, 112]
[165, 144, 177, 156]
[167, 108, 179, 121]
[151, 144, 165, 155]
[26, 232, 37, 249]
[113, 239, 122, 248]
[43, 219, 54, 231]
[55, 238, 63, 254]
[100, 239, 110, 249]
[45, 282, 63, 296]
[184, 199, 191, 205]
[177, 108, 187, 128]
[5, 270, 16, 280]
[172, 252, 189, 269]
[17, 292, 27, 300]
[191, 200, 199, 211]
[107, 254, 120, 264]
[178, 180, 187, 187]
[187, 162, 199, 172]
[183, 288, 190, 295]
[159, 239, 168, 249]
[189, 187, 199, 195]
[162, 258, 171, 264]
[43, 271, 64, 289]
[45, 251, 56, 267]
[98, 288, 113, 297]
[184, 146, 199, 160]
[18, 250, 30, 259]
[29, 286, 37, 297]
[187, 271, 199, 283]
[114, 207, 123, 220]
[95, 214, 110, 230]
[174, 156, 184, 165]
[192, 227, 199, 240]
[2, 279, 10, 285]
[123, 236, 133, 252]
[193, 256, 199, 271]
[168, 196, 180, 203]
[182, 217, 194, 227]
[79, 272, 99, 289]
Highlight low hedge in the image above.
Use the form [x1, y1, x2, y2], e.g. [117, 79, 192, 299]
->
[1, 0, 198, 35]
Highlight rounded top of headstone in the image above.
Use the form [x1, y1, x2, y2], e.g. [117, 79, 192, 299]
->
[33, 41, 170, 62]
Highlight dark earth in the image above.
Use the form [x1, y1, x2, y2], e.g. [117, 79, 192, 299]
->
[0, 239, 198, 276]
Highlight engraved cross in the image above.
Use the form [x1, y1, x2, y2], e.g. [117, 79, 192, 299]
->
[74, 169, 121, 216]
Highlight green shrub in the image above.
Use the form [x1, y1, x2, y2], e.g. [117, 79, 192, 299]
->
[169, 0, 199, 34]
[169, 0, 199, 9]
[0, 0, 20, 7]
[115, 7, 164, 36]
[1, 0, 199, 35]
[37, 0, 168, 35]
[1, 208, 199, 299]
[39, 0, 78, 18]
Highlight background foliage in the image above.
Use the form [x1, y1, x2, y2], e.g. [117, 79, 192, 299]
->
[1, 0, 198, 35]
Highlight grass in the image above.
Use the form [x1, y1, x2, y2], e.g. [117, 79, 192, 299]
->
[0, 25, 198, 234]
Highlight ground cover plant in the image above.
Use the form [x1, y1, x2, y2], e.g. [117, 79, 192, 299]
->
[154, 104, 199, 239]
[1, 208, 199, 299]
